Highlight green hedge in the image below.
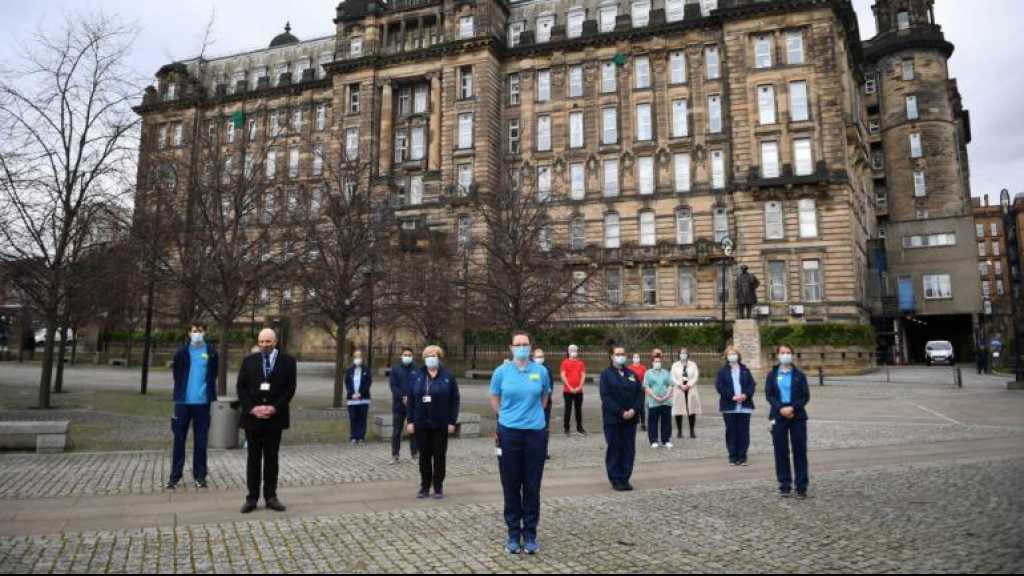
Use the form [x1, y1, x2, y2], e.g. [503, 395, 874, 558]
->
[760, 324, 875, 349]
[468, 325, 732, 349]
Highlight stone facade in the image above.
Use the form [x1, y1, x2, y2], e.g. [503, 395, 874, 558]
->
[132, 0, 973, 356]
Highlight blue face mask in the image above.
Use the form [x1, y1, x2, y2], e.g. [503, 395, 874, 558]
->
[402, 356, 413, 365]
[512, 346, 531, 361]
[425, 357, 440, 370]
[190, 333, 205, 346]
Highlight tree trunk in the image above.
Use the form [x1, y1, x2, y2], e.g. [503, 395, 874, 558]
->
[333, 330, 346, 409]
[139, 278, 156, 395]
[37, 316, 58, 409]
[54, 326, 68, 394]
[70, 325, 78, 366]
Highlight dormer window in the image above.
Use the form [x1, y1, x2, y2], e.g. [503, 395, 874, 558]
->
[536, 15, 554, 43]
[350, 37, 363, 57]
[897, 11, 910, 30]
[165, 82, 177, 100]
[459, 16, 474, 39]
[567, 8, 585, 39]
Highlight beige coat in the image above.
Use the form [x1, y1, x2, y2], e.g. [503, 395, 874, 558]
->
[670, 360, 702, 416]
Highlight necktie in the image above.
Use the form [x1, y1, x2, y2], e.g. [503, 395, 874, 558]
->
[263, 354, 271, 380]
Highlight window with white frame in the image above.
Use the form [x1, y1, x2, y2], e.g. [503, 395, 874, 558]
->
[536, 69, 551, 102]
[761, 141, 780, 179]
[979, 241, 987, 257]
[678, 266, 696, 304]
[508, 21, 525, 47]
[713, 207, 728, 242]
[346, 128, 359, 160]
[902, 59, 915, 81]
[313, 145, 325, 176]
[460, 66, 474, 99]
[765, 201, 784, 239]
[457, 215, 472, 248]
[632, 0, 650, 27]
[903, 233, 957, 249]
[570, 162, 586, 200]
[672, 99, 689, 138]
[897, 11, 910, 31]
[786, 30, 805, 64]
[270, 110, 282, 137]
[295, 58, 310, 81]
[754, 35, 773, 69]
[414, 83, 428, 113]
[634, 56, 651, 89]
[670, 51, 687, 84]
[537, 165, 552, 200]
[994, 241, 1001, 257]
[460, 16, 475, 39]
[248, 118, 258, 142]
[173, 123, 184, 147]
[458, 163, 473, 192]
[910, 133, 922, 158]
[158, 125, 167, 150]
[798, 198, 818, 238]
[708, 95, 722, 133]
[603, 159, 620, 197]
[568, 8, 585, 38]
[457, 113, 473, 149]
[288, 146, 300, 178]
[602, 107, 618, 144]
[350, 37, 363, 58]
[768, 260, 787, 302]
[537, 115, 552, 151]
[571, 218, 586, 250]
[636, 103, 653, 141]
[977, 223, 985, 238]
[606, 267, 622, 304]
[705, 46, 720, 80]
[906, 95, 919, 120]
[221, 157, 233, 185]
[349, 84, 361, 114]
[319, 53, 332, 79]
[266, 149, 277, 179]
[676, 209, 693, 245]
[758, 85, 776, 125]
[702, 0, 718, 17]
[913, 170, 927, 197]
[316, 103, 328, 131]
[569, 65, 584, 98]
[410, 127, 425, 160]
[600, 5, 618, 33]
[789, 81, 809, 122]
[923, 274, 952, 299]
[802, 259, 823, 302]
[165, 83, 177, 100]
[642, 266, 657, 305]
[711, 150, 726, 189]
[226, 120, 236, 144]
[508, 119, 521, 154]
[508, 74, 521, 105]
[291, 108, 305, 133]
[570, 111, 584, 148]
[394, 129, 407, 164]
[536, 15, 555, 43]
[604, 213, 621, 248]
[667, 0, 685, 23]
[409, 175, 424, 205]
[637, 156, 655, 195]
[640, 211, 656, 246]
[602, 62, 617, 93]
[991, 223, 999, 237]
[674, 153, 691, 192]
[794, 138, 813, 176]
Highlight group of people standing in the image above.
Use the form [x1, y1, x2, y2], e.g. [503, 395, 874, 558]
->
[165, 322, 811, 554]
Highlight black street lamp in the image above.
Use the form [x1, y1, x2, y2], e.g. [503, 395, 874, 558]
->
[1001, 188, 1023, 385]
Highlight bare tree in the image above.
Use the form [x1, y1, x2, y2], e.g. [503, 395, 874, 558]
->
[467, 172, 602, 334]
[0, 14, 140, 407]
[383, 235, 464, 350]
[295, 156, 389, 408]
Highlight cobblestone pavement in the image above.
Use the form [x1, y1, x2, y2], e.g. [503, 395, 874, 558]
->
[1, 416, 1020, 499]
[0, 457, 1021, 573]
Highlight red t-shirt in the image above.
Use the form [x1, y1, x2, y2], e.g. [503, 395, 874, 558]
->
[628, 363, 647, 385]
[560, 358, 587, 393]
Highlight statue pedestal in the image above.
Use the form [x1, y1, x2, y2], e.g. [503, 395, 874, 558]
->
[734, 319, 764, 386]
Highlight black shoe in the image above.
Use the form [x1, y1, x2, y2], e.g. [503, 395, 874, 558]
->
[195, 479, 208, 489]
[265, 498, 287, 512]
[240, 500, 258, 514]
[623, 483, 634, 491]
[780, 490, 793, 498]
[577, 428, 587, 435]
[564, 430, 571, 437]
[165, 480, 179, 490]
[611, 483, 627, 492]
[676, 431, 683, 439]
[690, 432, 696, 439]
[796, 491, 808, 499]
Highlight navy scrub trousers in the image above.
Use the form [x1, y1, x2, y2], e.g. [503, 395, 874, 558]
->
[772, 417, 808, 492]
[603, 421, 638, 486]
[171, 403, 211, 482]
[497, 425, 548, 542]
[723, 412, 751, 463]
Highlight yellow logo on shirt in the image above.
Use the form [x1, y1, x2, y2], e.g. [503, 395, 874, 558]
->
[530, 373, 541, 381]
[201, 354, 209, 360]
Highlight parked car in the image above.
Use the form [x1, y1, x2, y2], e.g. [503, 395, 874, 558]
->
[924, 341, 955, 366]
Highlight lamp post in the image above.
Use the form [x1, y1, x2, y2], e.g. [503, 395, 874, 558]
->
[1001, 188, 1023, 386]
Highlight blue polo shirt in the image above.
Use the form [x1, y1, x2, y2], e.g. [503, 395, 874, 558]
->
[184, 345, 209, 405]
[777, 368, 793, 404]
[489, 360, 551, 430]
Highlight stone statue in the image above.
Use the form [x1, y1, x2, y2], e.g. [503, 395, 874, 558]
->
[735, 265, 760, 319]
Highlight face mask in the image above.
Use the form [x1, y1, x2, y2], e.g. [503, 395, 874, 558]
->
[569, 351, 578, 358]
[534, 357, 545, 364]
[727, 354, 739, 364]
[425, 357, 440, 370]
[779, 354, 793, 366]
[401, 356, 413, 365]
[512, 346, 531, 361]
[613, 355, 627, 367]
[652, 361, 662, 370]
[190, 333, 205, 346]
[353, 358, 363, 366]
[632, 356, 641, 365]
[679, 354, 688, 362]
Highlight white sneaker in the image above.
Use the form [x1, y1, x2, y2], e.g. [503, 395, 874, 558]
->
[651, 443, 660, 449]
[665, 442, 674, 449]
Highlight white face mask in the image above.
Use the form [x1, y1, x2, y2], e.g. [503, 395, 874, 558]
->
[632, 356, 641, 365]
[614, 355, 627, 367]
[569, 351, 578, 358]
[727, 354, 739, 364]
[353, 358, 363, 366]
[401, 355, 413, 365]
[778, 354, 793, 366]
[425, 357, 440, 369]
[534, 357, 545, 364]
[190, 333, 205, 346]
[652, 361, 662, 370]
[679, 354, 688, 362]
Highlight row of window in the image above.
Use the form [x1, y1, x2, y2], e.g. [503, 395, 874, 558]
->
[979, 240, 1003, 258]
[155, 103, 338, 150]
[976, 222, 1001, 239]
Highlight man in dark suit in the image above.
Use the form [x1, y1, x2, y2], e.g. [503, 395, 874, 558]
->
[237, 328, 297, 514]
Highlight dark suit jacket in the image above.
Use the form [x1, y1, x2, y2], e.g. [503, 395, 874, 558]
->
[765, 366, 810, 421]
[344, 365, 372, 401]
[237, 351, 297, 431]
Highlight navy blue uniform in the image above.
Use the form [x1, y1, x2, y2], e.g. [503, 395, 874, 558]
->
[599, 365, 644, 487]
[714, 363, 757, 464]
[409, 366, 460, 493]
[344, 365, 372, 442]
[389, 362, 419, 457]
[765, 366, 810, 493]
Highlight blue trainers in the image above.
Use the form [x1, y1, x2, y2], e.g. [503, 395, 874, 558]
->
[524, 538, 539, 555]
[505, 537, 521, 555]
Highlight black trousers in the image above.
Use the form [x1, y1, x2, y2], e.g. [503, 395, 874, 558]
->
[415, 426, 449, 492]
[391, 411, 418, 457]
[245, 427, 283, 502]
[563, 393, 584, 432]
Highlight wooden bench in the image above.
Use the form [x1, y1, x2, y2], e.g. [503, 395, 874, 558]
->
[374, 412, 481, 439]
[0, 421, 70, 453]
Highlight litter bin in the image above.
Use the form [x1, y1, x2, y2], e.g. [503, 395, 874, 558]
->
[209, 397, 240, 449]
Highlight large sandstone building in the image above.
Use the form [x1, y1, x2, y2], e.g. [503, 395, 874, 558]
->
[134, 0, 977, 359]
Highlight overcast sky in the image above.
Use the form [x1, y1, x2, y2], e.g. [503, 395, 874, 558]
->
[1, 0, 1020, 202]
